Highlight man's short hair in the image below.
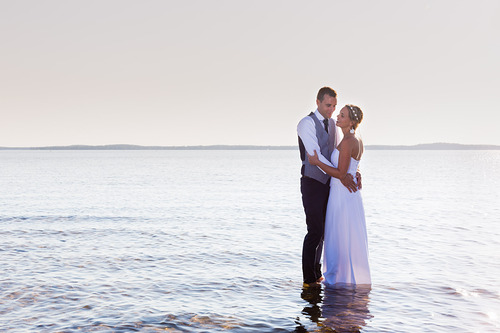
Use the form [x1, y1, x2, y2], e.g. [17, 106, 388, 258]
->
[317, 87, 337, 101]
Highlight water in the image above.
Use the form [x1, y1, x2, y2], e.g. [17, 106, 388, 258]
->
[1, 149, 499, 332]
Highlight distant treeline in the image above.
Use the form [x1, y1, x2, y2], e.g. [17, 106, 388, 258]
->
[0, 143, 499, 150]
[366, 143, 500, 150]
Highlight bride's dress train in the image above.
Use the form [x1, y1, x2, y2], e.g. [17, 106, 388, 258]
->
[323, 149, 371, 286]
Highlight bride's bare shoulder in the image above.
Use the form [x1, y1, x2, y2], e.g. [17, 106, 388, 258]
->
[343, 135, 359, 147]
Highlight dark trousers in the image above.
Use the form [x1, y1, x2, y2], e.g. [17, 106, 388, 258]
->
[301, 176, 330, 284]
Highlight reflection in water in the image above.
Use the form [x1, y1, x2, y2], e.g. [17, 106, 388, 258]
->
[301, 287, 323, 324]
[295, 287, 323, 332]
[322, 285, 372, 332]
[297, 285, 372, 332]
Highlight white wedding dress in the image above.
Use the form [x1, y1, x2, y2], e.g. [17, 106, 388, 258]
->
[323, 149, 371, 286]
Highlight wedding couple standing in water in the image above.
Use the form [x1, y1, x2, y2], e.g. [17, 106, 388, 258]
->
[297, 86, 371, 288]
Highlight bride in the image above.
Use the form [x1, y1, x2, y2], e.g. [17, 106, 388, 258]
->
[308, 104, 371, 286]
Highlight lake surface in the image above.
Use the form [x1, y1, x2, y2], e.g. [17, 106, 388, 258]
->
[1, 150, 499, 332]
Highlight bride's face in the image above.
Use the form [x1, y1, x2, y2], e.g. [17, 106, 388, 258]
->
[336, 107, 355, 129]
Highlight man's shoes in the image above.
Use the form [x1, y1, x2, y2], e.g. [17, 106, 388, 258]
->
[303, 281, 322, 288]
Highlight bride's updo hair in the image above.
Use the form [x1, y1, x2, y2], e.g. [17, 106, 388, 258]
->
[346, 104, 363, 130]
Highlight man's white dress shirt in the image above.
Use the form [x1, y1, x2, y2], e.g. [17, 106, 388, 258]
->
[297, 109, 340, 171]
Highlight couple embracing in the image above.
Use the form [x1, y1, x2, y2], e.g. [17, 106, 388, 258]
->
[297, 86, 371, 288]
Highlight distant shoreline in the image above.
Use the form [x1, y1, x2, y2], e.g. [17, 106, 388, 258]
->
[0, 143, 499, 150]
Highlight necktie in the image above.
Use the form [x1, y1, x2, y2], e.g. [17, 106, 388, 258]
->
[323, 119, 329, 133]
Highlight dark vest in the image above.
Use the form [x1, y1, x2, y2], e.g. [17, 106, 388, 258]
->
[298, 112, 336, 184]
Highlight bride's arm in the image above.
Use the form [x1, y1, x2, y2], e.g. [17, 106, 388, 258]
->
[307, 144, 352, 180]
[307, 150, 341, 178]
[338, 140, 358, 192]
[336, 144, 353, 179]
[308, 142, 358, 192]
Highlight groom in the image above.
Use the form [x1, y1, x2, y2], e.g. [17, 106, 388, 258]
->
[297, 87, 358, 287]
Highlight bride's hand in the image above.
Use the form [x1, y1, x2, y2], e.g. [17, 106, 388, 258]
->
[356, 171, 362, 190]
[307, 150, 320, 166]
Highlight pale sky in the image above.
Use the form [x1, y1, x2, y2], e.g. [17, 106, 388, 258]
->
[1, 0, 499, 147]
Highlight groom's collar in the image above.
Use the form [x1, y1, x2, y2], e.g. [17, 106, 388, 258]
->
[314, 109, 326, 121]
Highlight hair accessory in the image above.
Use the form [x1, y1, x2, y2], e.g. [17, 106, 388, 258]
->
[347, 105, 359, 121]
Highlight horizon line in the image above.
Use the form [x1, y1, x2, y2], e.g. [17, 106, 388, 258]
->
[0, 143, 499, 150]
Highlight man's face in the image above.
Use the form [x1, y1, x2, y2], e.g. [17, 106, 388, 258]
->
[316, 95, 337, 119]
